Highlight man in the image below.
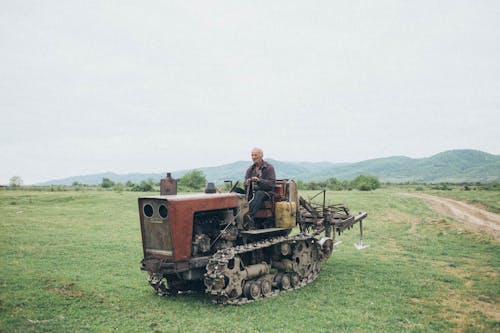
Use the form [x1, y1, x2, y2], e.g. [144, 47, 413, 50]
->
[244, 148, 276, 226]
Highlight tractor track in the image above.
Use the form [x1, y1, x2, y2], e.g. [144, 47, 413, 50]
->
[204, 233, 324, 305]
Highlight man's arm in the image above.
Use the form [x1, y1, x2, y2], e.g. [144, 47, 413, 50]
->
[244, 166, 253, 186]
[257, 164, 276, 191]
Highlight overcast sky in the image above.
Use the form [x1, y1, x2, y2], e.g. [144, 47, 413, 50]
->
[1, 1, 499, 184]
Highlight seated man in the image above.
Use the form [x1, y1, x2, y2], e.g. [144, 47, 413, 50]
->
[244, 147, 276, 227]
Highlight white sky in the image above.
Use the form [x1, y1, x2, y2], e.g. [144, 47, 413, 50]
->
[1, 1, 499, 184]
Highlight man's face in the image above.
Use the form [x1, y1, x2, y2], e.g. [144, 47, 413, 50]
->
[251, 150, 262, 163]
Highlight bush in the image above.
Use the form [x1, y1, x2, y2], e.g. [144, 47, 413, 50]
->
[178, 170, 207, 191]
[430, 183, 451, 190]
[101, 178, 115, 188]
[132, 179, 155, 192]
[297, 176, 380, 191]
[351, 175, 381, 191]
[113, 183, 125, 193]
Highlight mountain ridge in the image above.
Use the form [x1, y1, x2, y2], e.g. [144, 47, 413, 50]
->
[35, 149, 500, 185]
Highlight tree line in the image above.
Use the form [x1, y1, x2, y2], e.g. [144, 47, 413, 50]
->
[6, 173, 500, 193]
[99, 171, 381, 192]
[297, 174, 381, 191]
[4, 172, 382, 192]
[98, 170, 209, 192]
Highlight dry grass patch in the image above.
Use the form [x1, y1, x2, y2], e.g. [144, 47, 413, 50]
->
[440, 291, 499, 332]
[429, 257, 499, 331]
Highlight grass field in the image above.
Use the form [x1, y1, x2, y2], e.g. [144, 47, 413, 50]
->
[1, 188, 498, 332]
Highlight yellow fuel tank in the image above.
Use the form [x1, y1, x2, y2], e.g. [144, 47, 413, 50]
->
[275, 201, 297, 228]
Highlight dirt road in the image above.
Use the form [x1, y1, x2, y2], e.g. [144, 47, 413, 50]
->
[405, 193, 500, 241]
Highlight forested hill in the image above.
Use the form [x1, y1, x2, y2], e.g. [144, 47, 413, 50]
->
[305, 150, 500, 183]
[36, 150, 499, 185]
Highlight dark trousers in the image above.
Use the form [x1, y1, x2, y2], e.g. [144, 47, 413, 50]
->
[249, 190, 269, 217]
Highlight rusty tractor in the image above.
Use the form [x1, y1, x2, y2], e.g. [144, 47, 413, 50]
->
[138, 173, 368, 304]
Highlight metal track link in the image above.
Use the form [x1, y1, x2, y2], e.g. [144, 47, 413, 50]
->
[204, 233, 324, 305]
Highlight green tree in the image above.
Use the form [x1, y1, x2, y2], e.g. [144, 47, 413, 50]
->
[178, 170, 207, 191]
[9, 176, 23, 187]
[326, 177, 346, 190]
[101, 178, 115, 188]
[351, 174, 380, 191]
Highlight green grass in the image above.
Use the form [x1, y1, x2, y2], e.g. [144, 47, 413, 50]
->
[1, 188, 498, 332]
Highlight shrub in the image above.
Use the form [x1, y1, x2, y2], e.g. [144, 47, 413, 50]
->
[351, 175, 381, 191]
[101, 178, 114, 188]
[113, 183, 125, 193]
[132, 179, 155, 192]
[178, 170, 207, 191]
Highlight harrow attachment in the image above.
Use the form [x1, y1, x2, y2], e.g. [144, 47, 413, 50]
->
[299, 190, 369, 250]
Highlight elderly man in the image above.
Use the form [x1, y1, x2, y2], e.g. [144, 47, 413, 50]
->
[244, 148, 276, 227]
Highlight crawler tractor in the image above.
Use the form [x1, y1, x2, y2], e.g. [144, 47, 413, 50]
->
[138, 173, 368, 304]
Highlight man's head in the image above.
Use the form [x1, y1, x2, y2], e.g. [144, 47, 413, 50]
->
[251, 147, 264, 165]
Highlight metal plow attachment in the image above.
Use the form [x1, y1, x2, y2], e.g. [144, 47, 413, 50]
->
[299, 191, 369, 250]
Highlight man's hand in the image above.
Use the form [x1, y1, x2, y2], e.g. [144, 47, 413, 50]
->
[245, 177, 260, 185]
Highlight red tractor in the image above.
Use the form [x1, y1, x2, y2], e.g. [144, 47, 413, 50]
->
[138, 174, 367, 304]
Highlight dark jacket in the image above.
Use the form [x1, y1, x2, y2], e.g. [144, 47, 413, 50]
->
[245, 160, 276, 192]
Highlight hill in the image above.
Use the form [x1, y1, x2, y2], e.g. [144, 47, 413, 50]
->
[35, 149, 500, 185]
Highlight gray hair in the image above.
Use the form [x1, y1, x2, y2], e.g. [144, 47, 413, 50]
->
[252, 147, 263, 156]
